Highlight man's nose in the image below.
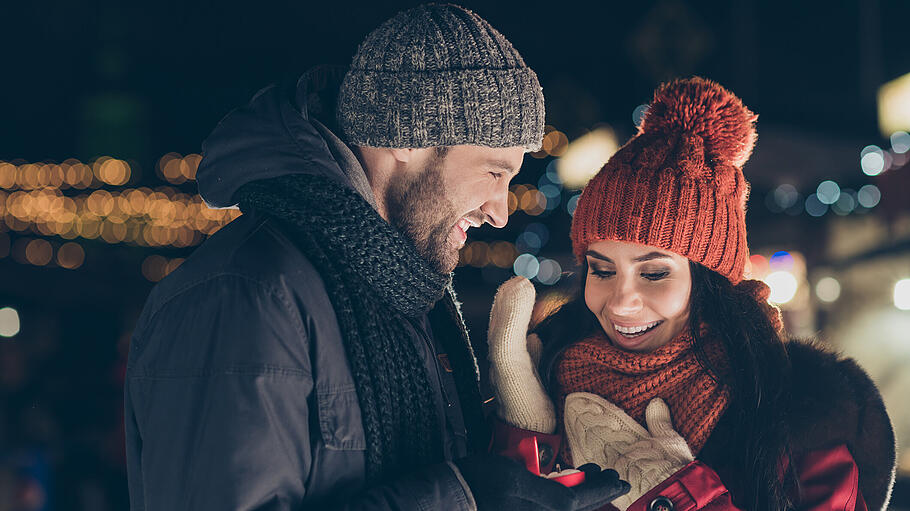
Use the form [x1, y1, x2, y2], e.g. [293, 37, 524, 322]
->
[481, 183, 510, 228]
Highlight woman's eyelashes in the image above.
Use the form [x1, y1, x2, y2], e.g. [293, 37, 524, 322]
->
[588, 265, 671, 281]
[641, 270, 670, 281]
[590, 268, 615, 279]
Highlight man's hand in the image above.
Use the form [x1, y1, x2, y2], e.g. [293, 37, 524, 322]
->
[455, 454, 630, 511]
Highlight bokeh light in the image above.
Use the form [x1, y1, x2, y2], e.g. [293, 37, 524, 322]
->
[804, 194, 828, 217]
[536, 259, 562, 285]
[815, 277, 842, 303]
[861, 146, 885, 176]
[142, 255, 169, 282]
[556, 127, 618, 189]
[831, 190, 856, 215]
[540, 130, 569, 158]
[768, 184, 799, 212]
[489, 241, 517, 269]
[0, 307, 20, 337]
[513, 253, 540, 279]
[892, 131, 910, 154]
[516, 231, 542, 254]
[857, 184, 881, 208]
[56, 242, 85, 269]
[816, 180, 841, 204]
[25, 239, 53, 266]
[769, 251, 794, 271]
[895, 279, 910, 311]
[97, 158, 131, 186]
[632, 104, 650, 127]
[765, 271, 798, 304]
[567, 194, 581, 216]
[747, 254, 769, 279]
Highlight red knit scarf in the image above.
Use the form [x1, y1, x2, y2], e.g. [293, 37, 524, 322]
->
[554, 328, 730, 454]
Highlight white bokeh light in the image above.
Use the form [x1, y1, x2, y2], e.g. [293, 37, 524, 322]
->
[815, 277, 842, 303]
[0, 307, 20, 338]
[895, 279, 910, 311]
[764, 271, 798, 304]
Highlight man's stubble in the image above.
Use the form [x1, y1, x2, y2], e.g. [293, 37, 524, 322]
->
[385, 152, 463, 274]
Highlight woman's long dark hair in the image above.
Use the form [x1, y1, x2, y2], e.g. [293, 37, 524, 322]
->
[535, 261, 797, 511]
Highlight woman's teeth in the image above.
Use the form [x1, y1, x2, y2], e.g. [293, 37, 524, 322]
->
[613, 320, 661, 337]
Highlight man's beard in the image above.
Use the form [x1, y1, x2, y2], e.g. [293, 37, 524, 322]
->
[385, 155, 463, 274]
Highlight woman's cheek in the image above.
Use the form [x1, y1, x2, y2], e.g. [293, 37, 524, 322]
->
[584, 278, 608, 314]
[654, 280, 691, 316]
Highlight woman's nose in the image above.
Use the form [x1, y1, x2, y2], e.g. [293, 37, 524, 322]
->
[608, 278, 643, 316]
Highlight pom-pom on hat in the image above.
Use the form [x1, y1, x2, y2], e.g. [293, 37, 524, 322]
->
[570, 77, 757, 284]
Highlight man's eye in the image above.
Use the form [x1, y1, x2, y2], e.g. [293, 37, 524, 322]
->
[490, 172, 504, 180]
[642, 271, 669, 281]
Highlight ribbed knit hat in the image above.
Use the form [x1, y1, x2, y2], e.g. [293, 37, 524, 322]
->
[337, 4, 545, 151]
[570, 77, 757, 284]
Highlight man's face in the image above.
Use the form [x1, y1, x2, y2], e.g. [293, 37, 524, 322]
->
[385, 145, 525, 274]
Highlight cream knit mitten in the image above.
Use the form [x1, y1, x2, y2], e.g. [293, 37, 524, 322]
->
[564, 394, 694, 510]
[488, 276, 557, 434]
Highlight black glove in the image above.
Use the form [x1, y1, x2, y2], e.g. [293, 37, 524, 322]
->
[454, 455, 630, 511]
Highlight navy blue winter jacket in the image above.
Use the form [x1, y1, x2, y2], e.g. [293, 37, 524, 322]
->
[125, 72, 480, 510]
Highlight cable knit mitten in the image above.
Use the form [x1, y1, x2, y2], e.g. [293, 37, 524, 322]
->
[488, 276, 556, 434]
[563, 394, 693, 510]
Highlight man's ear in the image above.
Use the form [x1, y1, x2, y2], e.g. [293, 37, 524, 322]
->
[389, 147, 419, 164]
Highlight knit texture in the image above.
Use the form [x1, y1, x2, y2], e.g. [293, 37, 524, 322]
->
[564, 396, 693, 510]
[237, 173, 486, 482]
[570, 77, 757, 284]
[487, 276, 556, 434]
[337, 4, 545, 151]
[554, 328, 730, 455]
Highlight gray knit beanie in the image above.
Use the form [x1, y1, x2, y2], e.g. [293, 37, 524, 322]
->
[337, 4, 545, 151]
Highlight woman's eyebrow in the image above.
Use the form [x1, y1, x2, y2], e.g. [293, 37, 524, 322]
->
[585, 250, 612, 263]
[633, 252, 673, 262]
[585, 250, 672, 263]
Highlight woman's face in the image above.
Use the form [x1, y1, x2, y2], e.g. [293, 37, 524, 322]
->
[584, 240, 692, 352]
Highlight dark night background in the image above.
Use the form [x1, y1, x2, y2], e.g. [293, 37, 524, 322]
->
[2, 1, 910, 509]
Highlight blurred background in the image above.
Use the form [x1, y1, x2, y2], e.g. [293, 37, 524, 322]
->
[1, 0, 909, 509]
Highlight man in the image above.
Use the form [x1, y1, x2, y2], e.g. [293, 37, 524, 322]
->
[125, 4, 628, 510]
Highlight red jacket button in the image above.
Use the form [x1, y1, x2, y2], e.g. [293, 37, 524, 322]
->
[649, 496, 674, 511]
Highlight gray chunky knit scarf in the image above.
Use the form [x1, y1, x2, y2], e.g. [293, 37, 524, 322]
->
[237, 173, 486, 482]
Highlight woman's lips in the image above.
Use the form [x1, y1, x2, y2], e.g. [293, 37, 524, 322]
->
[612, 320, 662, 338]
[606, 320, 664, 349]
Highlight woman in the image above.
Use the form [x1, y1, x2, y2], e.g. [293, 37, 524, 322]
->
[487, 77, 895, 510]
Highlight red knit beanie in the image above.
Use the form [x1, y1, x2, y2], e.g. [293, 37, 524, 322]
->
[570, 77, 757, 284]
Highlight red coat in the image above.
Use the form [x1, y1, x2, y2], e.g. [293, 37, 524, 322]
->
[491, 341, 896, 510]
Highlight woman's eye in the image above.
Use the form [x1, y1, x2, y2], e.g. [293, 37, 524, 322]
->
[642, 271, 670, 281]
[590, 269, 615, 279]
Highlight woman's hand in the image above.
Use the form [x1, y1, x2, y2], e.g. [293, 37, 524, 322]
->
[487, 276, 557, 434]
[564, 394, 694, 510]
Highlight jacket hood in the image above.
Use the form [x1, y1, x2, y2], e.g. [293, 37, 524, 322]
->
[197, 66, 366, 208]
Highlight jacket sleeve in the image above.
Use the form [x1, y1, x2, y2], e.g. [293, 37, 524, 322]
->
[126, 276, 476, 511]
[328, 462, 476, 511]
[617, 445, 868, 511]
[793, 444, 867, 511]
[623, 461, 738, 511]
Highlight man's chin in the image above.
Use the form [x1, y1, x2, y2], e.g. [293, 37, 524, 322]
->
[431, 244, 461, 275]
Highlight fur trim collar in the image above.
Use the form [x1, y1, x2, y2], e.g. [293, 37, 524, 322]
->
[786, 340, 896, 511]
